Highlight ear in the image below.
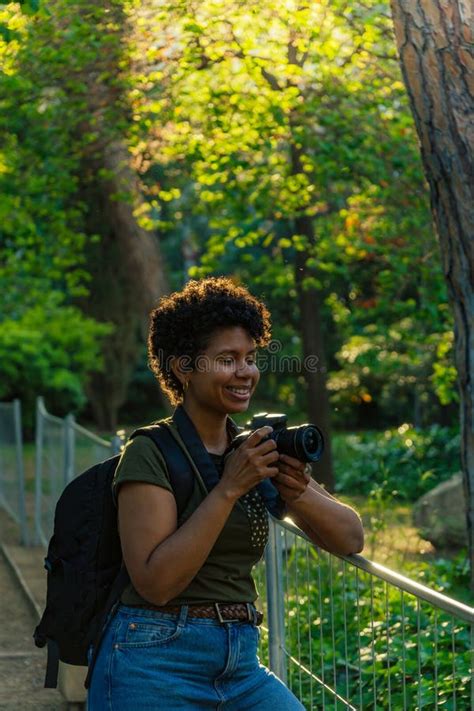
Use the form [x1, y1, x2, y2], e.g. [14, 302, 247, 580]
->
[170, 355, 192, 385]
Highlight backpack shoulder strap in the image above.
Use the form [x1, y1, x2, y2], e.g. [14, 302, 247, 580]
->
[129, 423, 194, 518]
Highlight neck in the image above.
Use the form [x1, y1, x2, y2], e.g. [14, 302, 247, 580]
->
[181, 399, 230, 454]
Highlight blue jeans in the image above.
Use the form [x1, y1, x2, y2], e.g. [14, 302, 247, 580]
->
[87, 604, 305, 710]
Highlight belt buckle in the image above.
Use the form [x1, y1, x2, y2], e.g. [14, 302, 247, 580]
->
[246, 603, 256, 625]
[214, 602, 240, 624]
[246, 603, 263, 626]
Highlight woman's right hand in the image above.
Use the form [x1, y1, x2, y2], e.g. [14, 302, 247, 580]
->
[217, 426, 280, 501]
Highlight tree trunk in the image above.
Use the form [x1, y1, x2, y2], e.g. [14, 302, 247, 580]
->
[72, 1, 169, 429]
[79, 145, 170, 430]
[390, 0, 474, 585]
[293, 217, 335, 492]
[101, 141, 169, 325]
[288, 132, 335, 490]
[254, 43, 335, 488]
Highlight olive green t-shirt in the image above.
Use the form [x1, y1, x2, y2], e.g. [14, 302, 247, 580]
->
[112, 426, 269, 605]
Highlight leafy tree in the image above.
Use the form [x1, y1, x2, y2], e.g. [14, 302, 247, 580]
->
[2, 0, 459, 467]
[389, 0, 474, 586]
[0, 3, 111, 423]
[0, 0, 170, 429]
[126, 0, 453, 486]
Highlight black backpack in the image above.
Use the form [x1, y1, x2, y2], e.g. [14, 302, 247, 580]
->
[33, 422, 195, 690]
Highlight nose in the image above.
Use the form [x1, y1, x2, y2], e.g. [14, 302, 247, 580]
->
[235, 360, 255, 377]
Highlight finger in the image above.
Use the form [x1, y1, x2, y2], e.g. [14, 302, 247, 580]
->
[278, 462, 307, 480]
[279, 453, 306, 472]
[260, 449, 280, 466]
[278, 460, 301, 474]
[254, 438, 278, 455]
[245, 426, 274, 448]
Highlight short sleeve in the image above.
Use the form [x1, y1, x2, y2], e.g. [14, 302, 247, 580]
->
[112, 435, 172, 505]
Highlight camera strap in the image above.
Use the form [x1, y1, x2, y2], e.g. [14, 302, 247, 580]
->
[172, 405, 287, 520]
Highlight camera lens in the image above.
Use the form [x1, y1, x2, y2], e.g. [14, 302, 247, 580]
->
[304, 429, 318, 453]
[278, 424, 324, 462]
[298, 425, 324, 462]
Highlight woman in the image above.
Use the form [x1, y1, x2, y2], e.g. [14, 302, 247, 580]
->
[87, 276, 364, 710]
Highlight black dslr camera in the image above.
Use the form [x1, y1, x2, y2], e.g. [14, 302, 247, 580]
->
[225, 412, 324, 463]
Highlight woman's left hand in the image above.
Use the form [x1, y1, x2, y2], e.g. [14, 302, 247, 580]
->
[273, 453, 312, 503]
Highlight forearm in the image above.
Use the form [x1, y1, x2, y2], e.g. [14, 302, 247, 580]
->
[138, 484, 236, 605]
[286, 480, 364, 555]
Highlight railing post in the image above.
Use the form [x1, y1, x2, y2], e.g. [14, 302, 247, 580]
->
[111, 429, 125, 456]
[265, 516, 287, 684]
[471, 622, 474, 711]
[64, 413, 75, 485]
[34, 397, 45, 546]
[13, 399, 28, 546]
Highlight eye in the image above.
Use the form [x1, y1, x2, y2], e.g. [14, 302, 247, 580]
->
[219, 358, 234, 365]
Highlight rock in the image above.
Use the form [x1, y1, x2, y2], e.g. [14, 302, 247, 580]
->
[413, 473, 468, 548]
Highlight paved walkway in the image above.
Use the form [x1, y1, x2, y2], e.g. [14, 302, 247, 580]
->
[0, 511, 69, 710]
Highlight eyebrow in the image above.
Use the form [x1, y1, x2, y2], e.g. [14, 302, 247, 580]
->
[216, 348, 257, 355]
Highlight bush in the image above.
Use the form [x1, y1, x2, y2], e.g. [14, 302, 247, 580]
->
[333, 425, 460, 502]
[0, 303, 112, 431]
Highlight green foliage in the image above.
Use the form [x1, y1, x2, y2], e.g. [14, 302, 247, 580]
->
[256, 542, 471, 710]
[416, 550, 470, 604]
[0, 0, 459, 431]
[0, 0, 134, 425]
[431, 331, 459, 406]
[360, 480, 394, 559]
[328, 318, 456, 427]
[332, 426, 461, 502]
[0, 301, 113, 425]
[126, 0, 454, 427]
[0, 4, 90, 310]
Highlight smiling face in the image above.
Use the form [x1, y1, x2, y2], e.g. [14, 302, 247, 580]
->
[181, 326, 260, 416]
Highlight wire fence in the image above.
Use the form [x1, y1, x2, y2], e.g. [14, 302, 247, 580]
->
[34, 396, 121, 546]
[255, 517, 474, 710]
[0, 399, 28, 544]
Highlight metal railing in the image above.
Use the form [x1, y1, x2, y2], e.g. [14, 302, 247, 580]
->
[257, 517, 474, 710]
[0, 399, 28, 544]
[4, 397, 473, 708]
[34, 396, 121, 546]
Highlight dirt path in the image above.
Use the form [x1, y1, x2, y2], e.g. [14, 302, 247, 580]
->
[0, 511, 67, 710]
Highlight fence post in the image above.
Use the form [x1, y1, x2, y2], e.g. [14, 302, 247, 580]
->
[471, 622, 474, 711]
[34, 397, 45, 546]
[64, 414, 75, 485]
[265, 516, 287, 684]
[13, 399, 28, 546]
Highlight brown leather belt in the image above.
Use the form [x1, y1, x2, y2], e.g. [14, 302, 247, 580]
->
[127, 602, 263, 626]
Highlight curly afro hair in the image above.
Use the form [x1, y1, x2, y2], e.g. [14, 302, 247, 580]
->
[148, 276, 272, 405]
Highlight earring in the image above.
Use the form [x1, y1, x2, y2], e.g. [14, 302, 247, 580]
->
[182, 380, 189, 395]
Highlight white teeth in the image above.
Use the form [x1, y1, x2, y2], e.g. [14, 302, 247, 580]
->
[227, 387, 249, 394]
